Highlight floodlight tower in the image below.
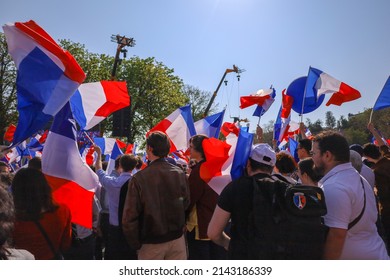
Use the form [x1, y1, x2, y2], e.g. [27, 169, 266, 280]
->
[110, 35, 135, 141]
[110, 34, 136, 80]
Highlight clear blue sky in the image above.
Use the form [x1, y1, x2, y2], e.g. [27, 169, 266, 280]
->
[2, 0, 390, 132]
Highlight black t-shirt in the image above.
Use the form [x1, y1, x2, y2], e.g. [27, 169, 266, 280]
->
[218, 172, 270, 260]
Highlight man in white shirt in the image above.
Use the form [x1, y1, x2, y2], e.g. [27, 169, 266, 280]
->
[312, 131, 388, 259]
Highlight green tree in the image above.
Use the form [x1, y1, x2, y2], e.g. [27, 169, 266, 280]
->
[325, 111, 336, 129]
[0, 32, 17, 145]
[118, 57, 187, 144]
[307, 119, 323, 135]
[182, 84, 217, 121]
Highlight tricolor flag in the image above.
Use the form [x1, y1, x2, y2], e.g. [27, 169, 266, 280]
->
[194, 109, 225, 138]
[147, 104, 196, 153]
[42, 102, 101, 228]
[200, 128, 253, 194]
[106, 142, 123, 175]
[93, 137, 117, 156]
[253, 88, 276, 117]
[239, 88, 275, 109]
[2, 20, 85, 146]
[70, 81, 130, 130]
[373, 76, 390, 111]
[274, 89, 294, 143]
[306, 67, 361, 106]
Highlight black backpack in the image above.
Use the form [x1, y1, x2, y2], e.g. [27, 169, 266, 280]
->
[247, 174, 328, 260]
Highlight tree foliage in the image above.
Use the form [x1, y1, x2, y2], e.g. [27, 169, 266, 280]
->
[325, 111, 336, 129]
[0, 33, 17, 145]
[182, 84, 217, 121]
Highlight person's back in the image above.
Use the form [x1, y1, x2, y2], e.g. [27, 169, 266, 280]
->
[122, 131, 190, 260]
[11, 168, 72, 260]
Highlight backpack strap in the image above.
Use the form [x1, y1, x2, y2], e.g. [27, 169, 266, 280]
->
[33, 220, 63, 259]
[118, 179, 130, 228]
[348, 176, 366, 230]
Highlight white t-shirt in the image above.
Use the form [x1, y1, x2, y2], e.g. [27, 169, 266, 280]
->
[319, 162, 389, 260]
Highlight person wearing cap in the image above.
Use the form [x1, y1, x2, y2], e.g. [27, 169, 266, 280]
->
[207, 143, 277, 259]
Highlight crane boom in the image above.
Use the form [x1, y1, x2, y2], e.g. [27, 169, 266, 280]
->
[203, 65, 241, 117]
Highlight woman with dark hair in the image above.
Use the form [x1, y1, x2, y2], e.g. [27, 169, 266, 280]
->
[273, 151, 298, 184]
[11, 168, 72, 260]
[0, 186, 34, 260]
[297, 157, 322, 186]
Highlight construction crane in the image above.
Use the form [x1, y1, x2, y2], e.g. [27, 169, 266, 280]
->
[203, 65, 244, 117]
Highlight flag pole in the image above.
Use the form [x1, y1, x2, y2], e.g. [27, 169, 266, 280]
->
[83, 131, 95, 145]
[300, 66, 311, 123]
[369, 108, 374, 124]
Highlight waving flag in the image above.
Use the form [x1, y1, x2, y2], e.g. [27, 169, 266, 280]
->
[373, 76, 390, 111]
[70, 81, 130, 130]
[221, 122, 239, 137]
[253, 88, 276, 117]
[2, 20, 85, 146]
[93, 137, 117, 156]
[3, 124, 16, 143]
[42, 102, 100, 228]
[194, 109, 225, 138]
[200, 128, 253, 194]
[240, 88, 274, 109]
[306, 67, 361, 106]
[147, 104, 196, 153]
[274, 89, 294, 143]
[106, 142, 124, 175]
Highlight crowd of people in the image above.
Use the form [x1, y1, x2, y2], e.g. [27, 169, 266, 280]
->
[1, 122, 390, 260]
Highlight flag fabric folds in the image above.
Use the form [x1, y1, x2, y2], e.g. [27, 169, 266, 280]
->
[4, 124, 16, 142]
[42, 102, 100, 228]
[274, 89, 293, 143]
[200, 128, 253, 194]
[147, 104, 196, 153]
[373, 76, 390, 111]
[239, 88, 274, 109]
[106, 142, 123, 175]
[194, 109, 225, 138]
[306, 67, 361, 106]
[253, 88, 276, 117]
[93, 137, 117, 156]
[70, 81, 130, 130]
[2, 20, 85, 146]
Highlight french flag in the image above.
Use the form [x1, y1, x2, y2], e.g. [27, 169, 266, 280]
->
[200, 127, 253, 195]
[3, 124, 16, 143]
[306, 67, 361, 106]
[2, 20, 85, 146]
[253, 88, 276, 117]
[274, 89, 294, 143]
[42, 102, 101, 229]
[194, 109, 225, 138]
[239, 88, 274, 109]
[70, 81, 130, 130]
[147, 104, 196, 153]
[106, 142, 123, 175]
[93, 137, 117, 156]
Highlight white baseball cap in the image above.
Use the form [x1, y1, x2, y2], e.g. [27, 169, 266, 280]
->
[249, 144, 276, 166]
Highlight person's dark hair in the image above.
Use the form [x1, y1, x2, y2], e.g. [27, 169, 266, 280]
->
[349, 144, 364, 157]
[135, 156, 143, 169]
[275, 152, 297, 174]
[298, 139, 312, 154]
[114, 155, 122, 169]
[0, 161, 10, 171]
[0, 173, 13, 189]
[189, 134, 209, 159]
[298, 157, 323, 183]
[363, 143, 381, 160]
[313, 131, 350, 163]
[11, 168, 58, 221]
[249, 158, 273, 174]
[102, 161, 108, 171]
[0, 187, 14, 260]
[146, 131, 171, 158]
[28, 157, 42, 170]
[120, 154, 137, 172]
